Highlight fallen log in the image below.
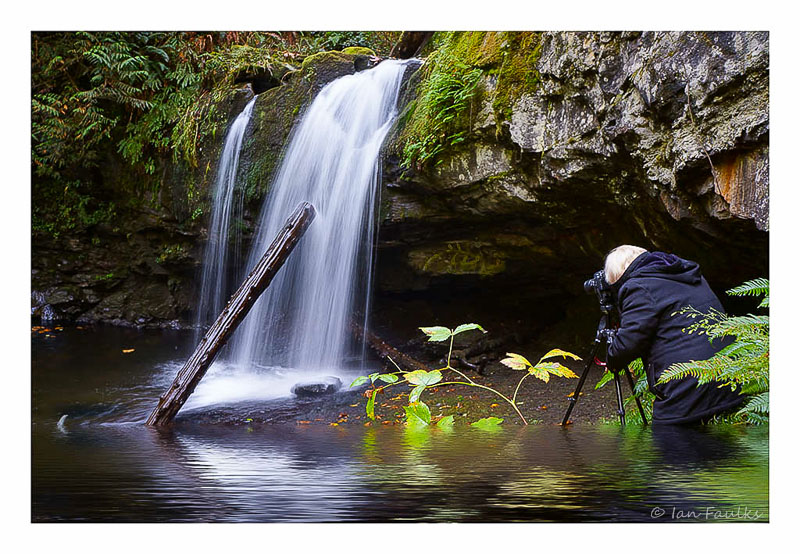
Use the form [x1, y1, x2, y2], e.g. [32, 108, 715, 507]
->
[351, 321, 432, 373]
[389, 32, 434, 59]
[146, 202, 316, 426]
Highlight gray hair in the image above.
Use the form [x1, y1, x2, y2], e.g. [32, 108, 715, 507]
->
[604, 245, 648, 285]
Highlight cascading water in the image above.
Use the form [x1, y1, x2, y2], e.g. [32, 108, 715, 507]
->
[232, 59, 411, 372]
[194, 96, 257, 335]
[186, 59, 413, 408]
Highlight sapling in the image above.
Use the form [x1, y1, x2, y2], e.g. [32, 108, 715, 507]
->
[350, 323, 580, 426]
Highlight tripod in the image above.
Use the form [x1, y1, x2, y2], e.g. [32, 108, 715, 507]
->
[561, 313, 648, 426]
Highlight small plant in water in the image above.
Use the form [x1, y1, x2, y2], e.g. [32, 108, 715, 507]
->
[350, 324, 580, 426]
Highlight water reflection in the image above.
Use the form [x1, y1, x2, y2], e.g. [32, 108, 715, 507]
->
[32, 326, 768, 522]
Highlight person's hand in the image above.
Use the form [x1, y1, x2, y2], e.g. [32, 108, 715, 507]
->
[599, 328, 617, 343]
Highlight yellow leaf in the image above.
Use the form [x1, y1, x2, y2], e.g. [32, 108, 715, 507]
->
[500, 352, 531, 370]
[122, 348, 135, 353]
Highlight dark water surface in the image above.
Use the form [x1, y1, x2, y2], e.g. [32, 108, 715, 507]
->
[32, 326, 768, 522]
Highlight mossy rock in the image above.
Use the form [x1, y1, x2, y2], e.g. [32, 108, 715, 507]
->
[342, 46, 375, 56]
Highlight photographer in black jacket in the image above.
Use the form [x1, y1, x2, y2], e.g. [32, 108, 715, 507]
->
[603, 245, 744, 424]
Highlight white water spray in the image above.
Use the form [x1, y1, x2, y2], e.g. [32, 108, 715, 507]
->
[195, 96, 256, 332]
[229, 60, 411, 375]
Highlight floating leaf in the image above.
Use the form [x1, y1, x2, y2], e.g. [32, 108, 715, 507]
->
[436, 415, 455, 428]
[452, 323, 487, 337]
[376, 374, 399, 384]
[122, 348, 135, 354]
[500, 352, 531, 370]
[419, 326, 452, 342]
[350, 375, 370, 387]
[404, 369, 442, 386]
[471, 417, 504, 430]
[409, 384, 426, 403]
[404, 402, 431, 427]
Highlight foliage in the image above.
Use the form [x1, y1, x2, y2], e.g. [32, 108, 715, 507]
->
[351, 323, 579, 426]
[31, 31, 400, 237]
[399, 39, 484, 169]
[658, 278, 770, 424]
[595, 358, 654, 425]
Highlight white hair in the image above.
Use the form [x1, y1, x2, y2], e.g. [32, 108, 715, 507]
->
[604, 245, 648, 285]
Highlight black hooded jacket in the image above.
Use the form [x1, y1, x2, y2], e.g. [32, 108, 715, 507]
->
[606, 251, 744, 424]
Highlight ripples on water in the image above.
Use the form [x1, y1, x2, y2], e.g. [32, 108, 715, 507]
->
[32, 326, 769, 522]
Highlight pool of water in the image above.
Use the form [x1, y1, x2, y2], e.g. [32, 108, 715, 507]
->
[32, 325, 769, 522]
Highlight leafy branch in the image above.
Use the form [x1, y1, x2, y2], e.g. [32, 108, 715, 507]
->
[351, 323, 579, 427]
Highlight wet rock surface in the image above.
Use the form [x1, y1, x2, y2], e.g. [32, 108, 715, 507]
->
[378, 32, 769, 326]
[291, 376, 343, 398]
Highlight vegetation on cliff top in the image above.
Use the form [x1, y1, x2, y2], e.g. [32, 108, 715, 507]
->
[32, 31, 399, 237]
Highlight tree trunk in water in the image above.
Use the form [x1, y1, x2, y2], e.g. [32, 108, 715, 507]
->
[146, 202, 316, 426]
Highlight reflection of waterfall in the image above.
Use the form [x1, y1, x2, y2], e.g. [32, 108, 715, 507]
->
[195, 96, 256, 335]
[227, 60, 412, 373]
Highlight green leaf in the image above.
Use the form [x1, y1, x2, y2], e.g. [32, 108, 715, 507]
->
[368, 372, 380, 383]
[405, 402, 431, 427]
[404, 369, 443, 386]
[366, 391, 376, 420]
[500, 352, 531, 370]
[350, 375, 370, 387]
[376, 374, 399, 384]
[409, 384, 426, 403]
[436, 415, 455, 428]
[419, 326, 452, 342]
[452, 323, 487, 337]
[471, 416, 504, 430]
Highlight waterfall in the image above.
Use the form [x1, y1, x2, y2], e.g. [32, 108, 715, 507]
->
[230, 59, 411, 374]
[186, 59, 412, 408]
[194, 96, 256, 334]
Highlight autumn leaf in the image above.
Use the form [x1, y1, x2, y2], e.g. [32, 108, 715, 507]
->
[538, 348, 582, 363]
[122, 348, 135, 354]
[500, 352, 531, 370]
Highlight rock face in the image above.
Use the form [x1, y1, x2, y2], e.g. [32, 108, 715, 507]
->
[32, 34, 769, 331]
[378, 31, 769, 315]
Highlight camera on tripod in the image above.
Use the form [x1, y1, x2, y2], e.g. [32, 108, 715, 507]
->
[583, 270, 617, 317]
[561, 268, 648, 426]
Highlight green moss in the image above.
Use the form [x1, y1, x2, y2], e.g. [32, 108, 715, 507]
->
[396, 32, 543, 170]
[301, 50, 352, 71]
[490, 33, 543, 123]
[410, 241, 507, 276]
[342, 46, 375, 56]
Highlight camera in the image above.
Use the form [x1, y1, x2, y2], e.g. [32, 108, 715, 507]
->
[584, 270, 617, 316]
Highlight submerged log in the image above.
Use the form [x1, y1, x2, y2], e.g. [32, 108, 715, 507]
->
[389, 32, 434, 59]
[351, 321, 431, 373]
[146, 202, 316, 426]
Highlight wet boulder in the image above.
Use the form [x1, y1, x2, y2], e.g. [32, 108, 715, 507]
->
[291, 376, 343, 398]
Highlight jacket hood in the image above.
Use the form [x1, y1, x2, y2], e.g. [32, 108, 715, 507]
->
[613, 251, 702, 290]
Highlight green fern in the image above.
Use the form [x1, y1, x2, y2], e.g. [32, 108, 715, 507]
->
[658, 278, 769, 424]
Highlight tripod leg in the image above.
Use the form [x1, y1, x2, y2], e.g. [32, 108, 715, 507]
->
[613, 370, 626, 425]
[561, 340, 601, 425]
[623, 368, 648, 425]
